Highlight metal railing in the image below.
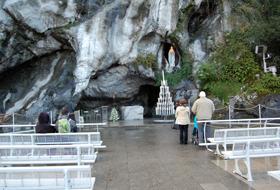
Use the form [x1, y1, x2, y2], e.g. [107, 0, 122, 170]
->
[196, 117, 280, 151]
[0, 104, 279, 126]
[0, 106, 109, 133]
[79, 106, 108, 123]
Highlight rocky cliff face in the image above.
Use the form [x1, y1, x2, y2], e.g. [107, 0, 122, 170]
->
[0, 0, 239, 120]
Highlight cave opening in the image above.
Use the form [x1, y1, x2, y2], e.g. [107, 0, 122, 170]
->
[135, 85, 160, 118]
[75, 85, 160, 119]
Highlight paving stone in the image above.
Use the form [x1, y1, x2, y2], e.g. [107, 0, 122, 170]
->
[200, 183, 228, 190]
[92, 124, 280, 190]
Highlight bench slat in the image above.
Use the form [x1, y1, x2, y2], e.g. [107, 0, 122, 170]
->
[0, 166, 95, 190]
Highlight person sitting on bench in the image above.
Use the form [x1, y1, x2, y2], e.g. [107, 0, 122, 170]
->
[35, 112, 57, 133]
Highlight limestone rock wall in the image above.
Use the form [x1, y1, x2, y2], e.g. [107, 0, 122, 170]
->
[0, 0, 261, 120]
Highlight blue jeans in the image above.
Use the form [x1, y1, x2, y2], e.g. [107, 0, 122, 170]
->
[197, 122, 211, 144]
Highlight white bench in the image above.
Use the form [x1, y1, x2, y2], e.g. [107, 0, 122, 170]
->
[0, 132, 106, 149]
[0, 124, 35, 134]
[207, 127, 280, 155]
[196, 118, 280, 150]
[0, 122, 107, 134]
[0, 165, 95, 190]
[268, 170, 280, 181]
[0, 144, 97, 166]
[222, 138, 280, 181]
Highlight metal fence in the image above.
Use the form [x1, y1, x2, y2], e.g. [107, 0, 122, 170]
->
[0, 106, 109, 125]
[214, 104, 280, 120]
[0, 104, 280, 125]
[79, 106, 108, 123]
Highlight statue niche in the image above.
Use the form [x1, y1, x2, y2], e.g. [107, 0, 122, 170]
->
[162, 43, 179, 73]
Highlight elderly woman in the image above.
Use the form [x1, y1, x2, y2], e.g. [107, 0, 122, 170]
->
[175, 98, 190, 144]
[35, 112, 57, 133]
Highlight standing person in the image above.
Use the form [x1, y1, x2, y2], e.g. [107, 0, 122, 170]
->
[175, 98, 190, 144]
[56, 106, 71, 133]
[68, 112, 78, 132]
[172, 100, 180, 129]
[191, 115, 199, 144]
[191, 91, 215, 144]
[35, 112, 57, 133]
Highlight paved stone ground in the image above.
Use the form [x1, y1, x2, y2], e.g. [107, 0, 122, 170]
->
[90, 124, 280, 190]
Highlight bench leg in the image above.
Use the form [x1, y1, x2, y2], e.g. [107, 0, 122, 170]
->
[64, 169, 70, 190]
[233, 158, 253, 181]
[214, 144, 224, 158]
[233, 159, 243, 177]
[245, 157, 253, 181]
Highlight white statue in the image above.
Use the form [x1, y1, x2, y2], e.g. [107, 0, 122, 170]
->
[166, 46, 175, 73]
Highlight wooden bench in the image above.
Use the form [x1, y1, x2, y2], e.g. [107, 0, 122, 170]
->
[0, 144, 97, 166]
[222, 138, 280, 181]
[0, 165, 95, 190]
[206, 127, 280, 155]
[0, 132, 106, 149]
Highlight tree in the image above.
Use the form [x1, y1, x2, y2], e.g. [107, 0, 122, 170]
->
[110, 107, 119, 122]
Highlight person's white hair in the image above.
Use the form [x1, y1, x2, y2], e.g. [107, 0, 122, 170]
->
[199, 91, 206, 97]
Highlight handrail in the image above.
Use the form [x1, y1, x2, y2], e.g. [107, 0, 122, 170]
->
[77, 122, 107, 126]
[0, 123, 107, 128]
[261, 105, 280, 110]
[196, 117, 280, 123]
[0, 124, 36, 128]
[0, 122, 107, 133]
[0, 131, 100, 136]
[214, 126, 280, 132]
[0, 165, 91, 172]
[0, 144, 95, 149]
[230, 105, 259, 110]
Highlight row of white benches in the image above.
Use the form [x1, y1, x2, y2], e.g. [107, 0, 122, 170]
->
[0, 122, 107, 133]
[0, 132, 105, 148]
[0, 165, 95, 190]
[0, 132, 106, 189]
[201, 126, 280, 181]
[0, 144, 97, 165]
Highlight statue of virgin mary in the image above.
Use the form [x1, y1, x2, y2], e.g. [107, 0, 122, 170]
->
[166, 46, 175, 72]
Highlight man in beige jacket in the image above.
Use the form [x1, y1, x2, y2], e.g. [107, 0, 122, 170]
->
[191, 91, 215, 144]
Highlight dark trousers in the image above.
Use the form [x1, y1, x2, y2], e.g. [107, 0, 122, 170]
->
[179, 125, 188, 144]
[192, 127, 198, 137]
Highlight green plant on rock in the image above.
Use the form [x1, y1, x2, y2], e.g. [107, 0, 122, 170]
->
[199, 36, 259, 82]
[249, 74, 280, 95]
[230, 0, 280, 55]
[207, 81, 242, 102]
[133, 53, 157, 69]
[155, 52, 192, 87]
[198, 32, 260, 102]
[198, 0, 280, 101]
[197, 63, 219, 89]
[167, 2, 195, 43]
[176, 3, 195, 33]
[165, 63, 191, 87]
[215, 40, 259, 83]
[232, 0, 262, 23]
